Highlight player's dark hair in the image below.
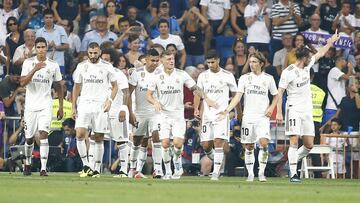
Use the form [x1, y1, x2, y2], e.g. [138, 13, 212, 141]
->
[205, 50, 219, 60]
[295, 45, 311, 60]
[35, 37, 47, 46]
[43, 8, 54, 16]
[88, 42, 100, 49]
[147, 48, 159, 57]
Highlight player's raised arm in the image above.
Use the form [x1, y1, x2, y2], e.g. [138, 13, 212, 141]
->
[313, 29, 340, 62]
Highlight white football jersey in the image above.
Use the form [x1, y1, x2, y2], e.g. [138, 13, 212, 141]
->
[279, 56, 315, 112]
[197, 69, 238, 120]
[238, 72, 278, 119]
[109, 68, 129, 118]
[73, 59, 116, 104]
[21, 57, 62, 111]
[148, 69, 196, 118]
[129, 66, 163, 118]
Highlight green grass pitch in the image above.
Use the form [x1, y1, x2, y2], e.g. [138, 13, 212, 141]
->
[0, 172, 359, 203]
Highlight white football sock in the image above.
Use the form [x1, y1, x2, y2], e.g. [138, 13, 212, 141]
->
[213, 147, 224, 175]
[162, 147, 172, 175]
[129, 145, 140, 169]
[118, 143, 129, 173]
[40, 139, 49, 171]
[88, 139, 95, 170]
[136, 146, 147, 172]
[76, 139, 89, 167]
[288, 145, 299, 177]
[152, 142, 163, 172]
[258, 146, 268, 175]
[94, 141, 104, 172]
[24, 142, 34, 165]
[297, 145, 311, 162]
[245, 148, 255, 177]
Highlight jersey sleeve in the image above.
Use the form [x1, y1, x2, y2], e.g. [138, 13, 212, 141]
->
[237, 75, 246, 93]
[72, 65, 82, 84]
[183, 71, 196, 89]
[227, 74, 238, 92]
[196, 73, 204, 90]
[330, 68, 345, 80]
[21, 59, 31, 76]
[269, 76, 278, 95]
[118, 71, 129, 90]
[53, 63, 62, 82]
[128, 70, 138, 86]
[279, 69, 290, 89]
[107, 65, 117, 83]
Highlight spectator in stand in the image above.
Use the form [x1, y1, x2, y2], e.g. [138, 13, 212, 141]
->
[127, 6, 145, 28]
[152, 19, 186, 69]
[12, 29, 36, 76]
[125, 34, 143, 66]
[17, 1, 40, 31]
[151, 0, 189, 25]
[60, 20, 81, 58]
[5, 17, 25, 76]
[272, 33, 293, 75]
[0, 0, 26, 47]
[114, 20, 151, 54]
[317, 0, 340, 34]
[184, 66, 200, 120]
[323, 57, 354, 125]
[321, 80, 360, 133]
[284, 33, 312, 67]
[332, 1, 356, 38]
[58, 118, 82, 172]
[271, 0, 301, 61]
[79, 0, 98, 38]
[0, 100, 4, 155]
[196, 63, 207, 73]
[225, 121, 243, 176]
[126, 0, 152, 27]
[354, 2, 360, 30]
[200, 0, 230, 53]
[225, 39, 248, 79]
[317, 48, 336, 91]
[231, 0, 248, 39]
[306, 13, 329, 53]
[166, 43, 181, 69]
[0, 75, 24, 117]
[106, 0, 123, 34]
[298, 0, 317, 31]
[149, 1, 181, 39]
[244, 0, 271, 53]
[183, 6, 208, 67]
[36, 9, 69, 74]
[80, 15, 117, 56]
[116, 53, 132, 77]
[51, 0, 81, 34]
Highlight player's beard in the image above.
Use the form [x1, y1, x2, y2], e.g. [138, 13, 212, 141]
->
[89, 55, 100, 64]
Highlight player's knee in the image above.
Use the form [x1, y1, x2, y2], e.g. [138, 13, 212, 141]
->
[26, 137, 34, 145]
[141, 138, 149, 147]
[173, 142, 183, 149]
[94, 134, 104, 142]
[132, 136, 142, 146]
[304, 143, 314, 149]
[151, 132, 160, 142]
[161, 140, 170, 149]
[202, 141, 213, 151]
[39, 131, 48, 139]
[245, 144, 255, 150]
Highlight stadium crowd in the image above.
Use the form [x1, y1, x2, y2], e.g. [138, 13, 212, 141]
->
[0, 0, 359, 179]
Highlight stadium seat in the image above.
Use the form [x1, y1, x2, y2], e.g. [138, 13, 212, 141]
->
[214, 36, 236, 66]
[300, 145, 335, 179]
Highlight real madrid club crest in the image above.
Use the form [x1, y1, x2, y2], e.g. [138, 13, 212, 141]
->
[248, 75, 252, 84]
[262, 81, 267, 87]
[176, 78, 180, 83]
[219, 80, 223, 85]
[47, 69, 51, 74]
[141, 72, 145, 78]
[99, 70, 103, 75]
[84, 64, 88, 72]
[160, 75, 164, 80]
